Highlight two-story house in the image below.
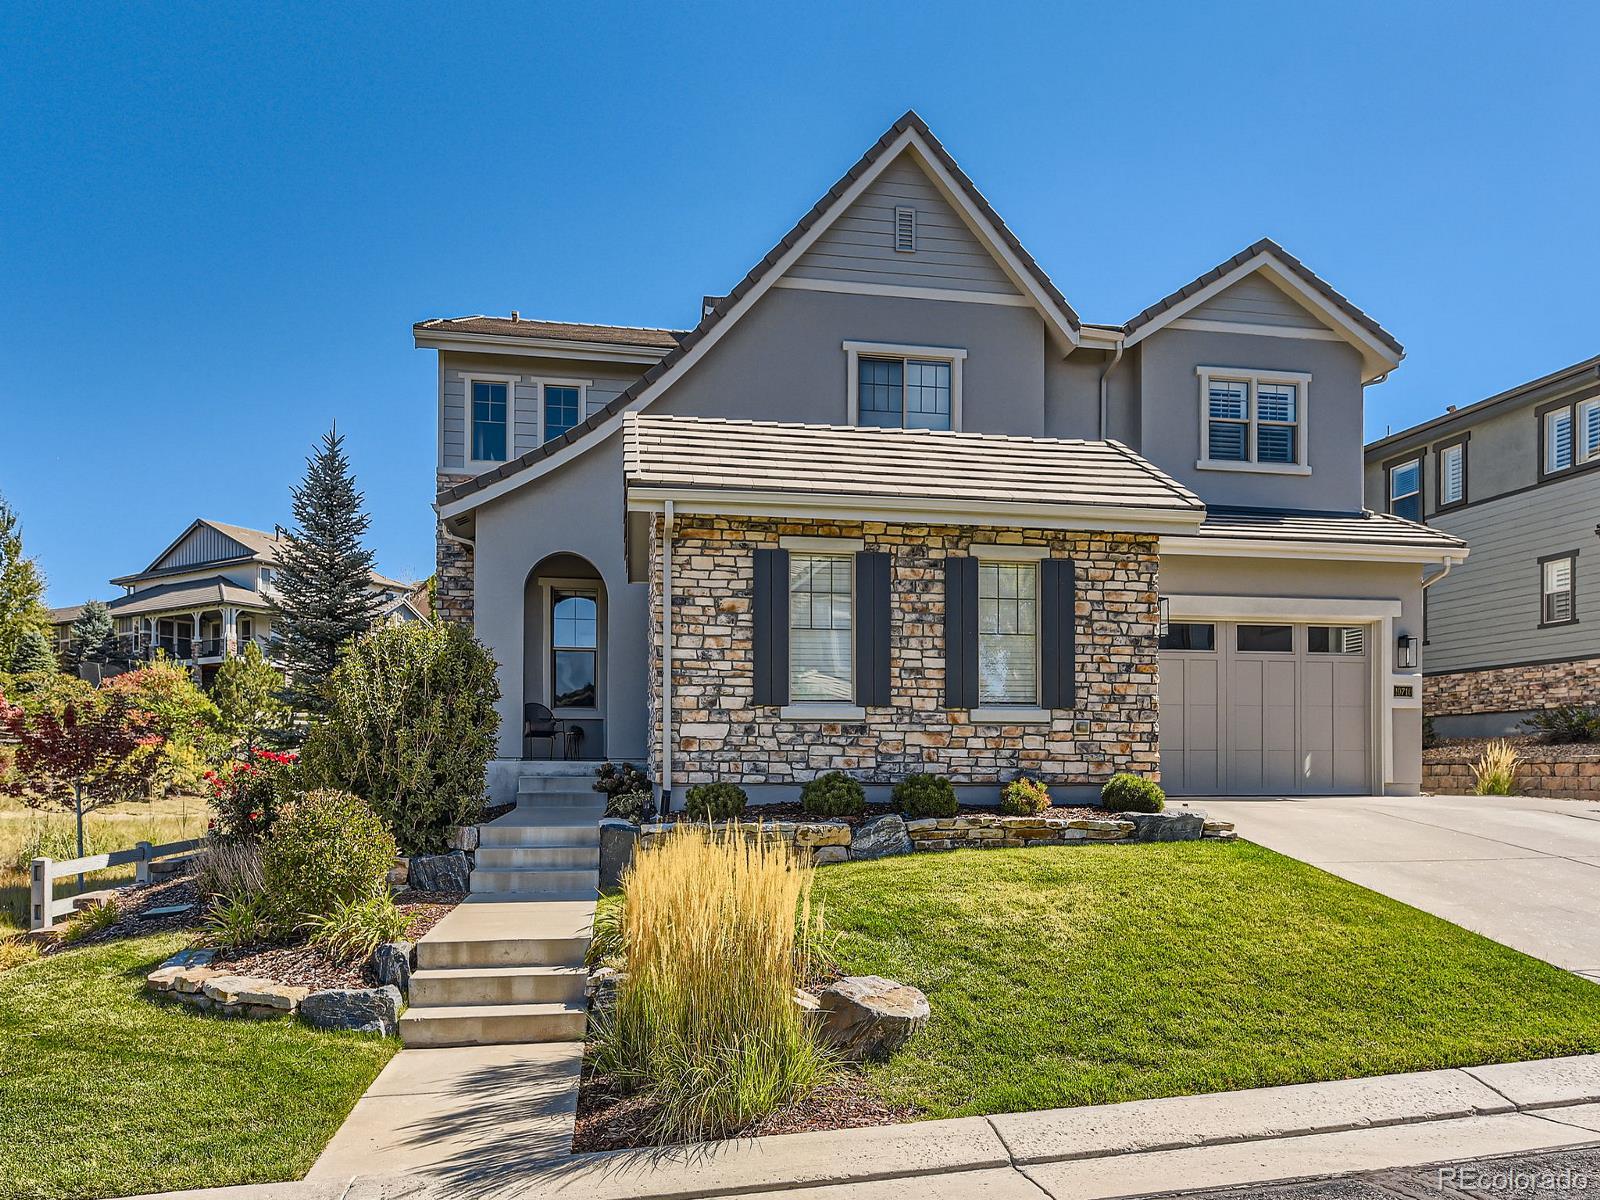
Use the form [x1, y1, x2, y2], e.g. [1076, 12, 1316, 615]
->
[1365, 354, 1600, 736]
[49, 518, 426, 686]
[420, 111, 1464, 808]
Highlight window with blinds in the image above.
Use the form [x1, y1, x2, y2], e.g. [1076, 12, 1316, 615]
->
[977, 562, 1038, 705]
[1439, 443, 1465, 506]
[788, 554, 853, 700]
[1547, 408, 1574, 474]
[1389, 458, 1421, 522]
[1542, 555, 1577, 625]
[1198, 369, 1306, 469]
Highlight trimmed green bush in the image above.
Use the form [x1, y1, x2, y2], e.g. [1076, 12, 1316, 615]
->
[301, 622, 500, 855]
[1000, 775, 1051, 816]
[800, 771, 866, 818]
[1100, 772, 1165, 813]
[261, 789, 396, 923]
[893, 773, 957, 818]
[684, 782, 748, 822]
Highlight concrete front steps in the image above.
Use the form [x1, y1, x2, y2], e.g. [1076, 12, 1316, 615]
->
[399, 770, 601, 1049]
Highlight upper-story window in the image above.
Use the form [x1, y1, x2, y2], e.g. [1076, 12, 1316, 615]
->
[845, 342, 966, 431]
[1541, 396, 1600, 477]
[259, 566, 275, 591]
[1196, 367, 1311, 475]
[1437, 438, 1467, 509]
[1388, 457, 1422, 522]
[543, 385, 581, 444]
[470, 379, 510, 463]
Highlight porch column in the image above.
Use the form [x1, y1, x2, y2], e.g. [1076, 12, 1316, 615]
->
[190, 610, 204, 681]
[660, 500, 675, 814]
[222, 607, 237, 657]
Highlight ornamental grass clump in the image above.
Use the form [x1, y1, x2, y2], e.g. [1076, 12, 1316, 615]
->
[593, 823, 831, 1143]
[1472, 739, 1521, 796]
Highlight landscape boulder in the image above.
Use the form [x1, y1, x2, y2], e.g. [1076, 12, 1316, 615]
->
[587, 965, 625, 1014]
[599, 818, 639, 891]
[301, 986, 403, 1036]
[850, 814, 913, 860]
[817, 975, 929, 1061]
[1123, 809, 1205, 842]
[372, 941, 414, 993]
[408, 850, 470, 892]
[446, 825, 480, 852]
[201, 974, 308, 1015]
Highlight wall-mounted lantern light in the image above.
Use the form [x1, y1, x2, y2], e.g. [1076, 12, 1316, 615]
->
[1396, 633, 1419, 671]
[1157, 596, 1170, 637]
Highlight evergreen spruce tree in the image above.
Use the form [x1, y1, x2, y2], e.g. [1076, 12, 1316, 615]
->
[10, 626, 56, 675]
[67, 599, 116, 669]
[270, 427, 384, 713]
[211, 641, 287, 754]
[0, 494, 49, 671]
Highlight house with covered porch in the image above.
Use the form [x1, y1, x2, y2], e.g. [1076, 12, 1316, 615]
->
[422, 111, 1465, 807]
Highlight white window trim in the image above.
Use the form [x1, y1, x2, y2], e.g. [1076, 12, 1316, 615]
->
[463, 372, 520, 467]
[1195, 366, 1312, 476]
[975, 556, 1042, 710]
[845, 341, 967, 431]
[1438, 443, 1465, 506]
[531, 376, 592, 447]
[784, 548, 856, 713]
[1545, 398, 1600, 475]
[538, 575, 603, 718]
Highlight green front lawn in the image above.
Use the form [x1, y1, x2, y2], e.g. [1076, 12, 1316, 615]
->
[814, 841, 1600, 1118]
[0, 933, 397, 1200]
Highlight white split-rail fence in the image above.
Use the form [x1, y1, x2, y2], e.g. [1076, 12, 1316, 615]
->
[30, 837, 202, 931]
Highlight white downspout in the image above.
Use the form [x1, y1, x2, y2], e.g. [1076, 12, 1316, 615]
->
[660, 500, 675, 816]
[1098, 341, 1125, 440]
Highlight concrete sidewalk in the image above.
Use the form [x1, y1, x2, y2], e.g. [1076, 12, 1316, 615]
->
[120, 1054, 1600, 1200]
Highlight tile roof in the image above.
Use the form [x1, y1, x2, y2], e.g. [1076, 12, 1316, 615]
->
[1121, 237, 1404, 360]
[106, 576, 265, 617]
[1190, 506, 1466, 550]
[438, 109, 1081, 510]
[623, 414, 1205, 519]
[413, 316, 685, 349]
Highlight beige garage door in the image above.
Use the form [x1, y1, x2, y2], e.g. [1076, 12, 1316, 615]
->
[1159, 621, 1372, 796]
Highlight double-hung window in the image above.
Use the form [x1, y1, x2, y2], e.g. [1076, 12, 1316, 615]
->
[469, 379, 510, 463]
[788, 554, 853, 701]
[1542, 397, 1600, 476]
[551, 588, 598, 707]
[1388, 457, 1422, 522]
[846, 342, 965, 431]
[977, 561, 1038, 706]
[1541, 553, 1578, 626]
[1196, 367, 1310, 472]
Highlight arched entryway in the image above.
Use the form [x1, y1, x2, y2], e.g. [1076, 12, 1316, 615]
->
[523, 553, 607, 760]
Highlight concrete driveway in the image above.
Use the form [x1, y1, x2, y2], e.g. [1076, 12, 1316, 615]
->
[1197, 794, 1600, 979]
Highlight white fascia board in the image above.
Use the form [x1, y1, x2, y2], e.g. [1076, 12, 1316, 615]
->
[626, 486, 1205, 536]
[1160, 534, 1469, 565]
[1122, 253, 1402, 382]
[1164, 593, 1404, 621]
[900, 139, 1080, 352]
[414, 329, 670, 365]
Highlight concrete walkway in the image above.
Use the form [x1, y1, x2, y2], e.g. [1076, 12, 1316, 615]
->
[1199, 793, 1600, 977]
[119, 1054, 1600, 1200]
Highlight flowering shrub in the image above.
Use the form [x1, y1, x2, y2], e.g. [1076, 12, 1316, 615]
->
[205, 749, 299, 841]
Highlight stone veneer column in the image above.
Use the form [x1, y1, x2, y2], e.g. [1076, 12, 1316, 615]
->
[434, 472, 476, 626]
[646, 514, 1161, 789]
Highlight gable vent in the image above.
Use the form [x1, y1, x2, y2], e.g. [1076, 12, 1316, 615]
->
[893, 205, 917, 253]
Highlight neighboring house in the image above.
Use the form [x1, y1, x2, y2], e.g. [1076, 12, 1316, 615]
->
[49, 518, 426, 687]
[421, 111, 1464, 806]
[1364, 354, 1600, 736]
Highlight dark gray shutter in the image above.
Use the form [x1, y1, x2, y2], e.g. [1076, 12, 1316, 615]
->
[854, 552, 891, 708]
[752, 547, 789, 706]
[1040, 558, 1076, 709]
[943, 556, 979, 709]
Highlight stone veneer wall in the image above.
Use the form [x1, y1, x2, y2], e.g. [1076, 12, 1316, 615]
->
[434, 471, 476, 626]
[1423, 742, 1600, 801]
[646, 515, 1161, 790]
[1426, 656, 1600, 716]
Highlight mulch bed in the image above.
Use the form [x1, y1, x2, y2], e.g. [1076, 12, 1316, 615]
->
[1424, 734, 1600, 761]
[652, 802, 1109, 829]
[36, 875, 200, 956]
[482, 801, 517, 823]
[571, 1070, 919, 1152]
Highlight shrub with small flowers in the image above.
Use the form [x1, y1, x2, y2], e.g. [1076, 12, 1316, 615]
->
[207, 748, 299, 841]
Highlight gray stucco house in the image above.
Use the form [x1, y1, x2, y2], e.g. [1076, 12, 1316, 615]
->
[419, 111, 1463, 807]
[1365, 353, 1600, 736]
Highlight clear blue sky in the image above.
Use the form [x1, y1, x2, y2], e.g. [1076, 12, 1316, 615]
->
[4, 3, 1597, 607]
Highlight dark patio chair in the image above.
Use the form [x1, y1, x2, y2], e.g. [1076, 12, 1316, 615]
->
[524, 703, 561, 760]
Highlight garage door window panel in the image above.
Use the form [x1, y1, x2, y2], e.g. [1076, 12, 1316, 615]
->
[1237, 624, 1293, 653]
